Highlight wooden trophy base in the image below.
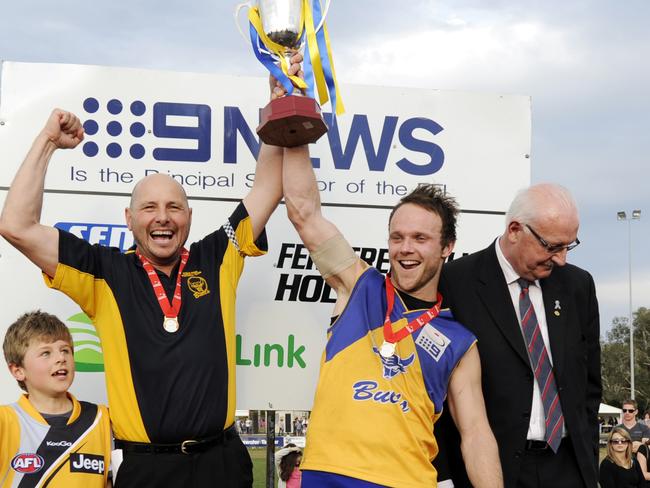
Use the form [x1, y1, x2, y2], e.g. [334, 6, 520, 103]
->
[257, 95, 328, 147]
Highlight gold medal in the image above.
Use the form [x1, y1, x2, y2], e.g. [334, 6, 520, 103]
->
[379, 341, 396, 358]
[163, 317, 179, 333]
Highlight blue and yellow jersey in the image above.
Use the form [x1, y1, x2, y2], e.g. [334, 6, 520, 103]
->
[302, 268, 476, 487]
[44, 203, 266, 443]
[0, 394, 111, 488]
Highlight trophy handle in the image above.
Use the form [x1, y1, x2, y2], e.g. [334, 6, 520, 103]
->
[234, 1, 253, 44]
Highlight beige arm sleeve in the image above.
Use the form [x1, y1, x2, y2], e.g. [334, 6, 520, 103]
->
[310, 234, 358, 279]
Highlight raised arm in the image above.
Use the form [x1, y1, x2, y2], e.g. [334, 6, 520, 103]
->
[0, 109, 83, 277]
[447, 346, 503, 488]
[243, 54, 302, 241]
[282, 143, 366, 312]
[242, 142, 284, 241]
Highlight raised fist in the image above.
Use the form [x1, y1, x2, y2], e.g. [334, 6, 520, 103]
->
[42, 109, 84, 149]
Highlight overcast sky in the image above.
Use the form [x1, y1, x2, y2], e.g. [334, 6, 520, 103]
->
[1, 0, 648, 335]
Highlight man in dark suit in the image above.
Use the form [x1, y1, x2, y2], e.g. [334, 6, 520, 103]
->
[436, 183, 601, 488]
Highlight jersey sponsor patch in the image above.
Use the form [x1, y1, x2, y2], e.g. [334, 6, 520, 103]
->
[415, 324, 451, 362]
[11, 453, 44, 473]
[46, 440, 73, 447]
[70, 453, 105, 475]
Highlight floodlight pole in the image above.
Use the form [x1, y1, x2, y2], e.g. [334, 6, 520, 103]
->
[617, 210, 641, 399]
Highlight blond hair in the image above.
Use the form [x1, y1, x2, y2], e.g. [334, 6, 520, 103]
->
[606, 427, 633, 467]
[3, 311, 73, 391]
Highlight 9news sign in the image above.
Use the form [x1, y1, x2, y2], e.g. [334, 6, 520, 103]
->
[81, 98, 211, 162]
[78, 95, 448, 177]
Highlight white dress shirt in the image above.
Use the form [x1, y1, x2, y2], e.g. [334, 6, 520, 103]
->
[495, 238, 565, 441]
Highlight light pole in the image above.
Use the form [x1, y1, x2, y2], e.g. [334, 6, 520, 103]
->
[617, 209, 641, 399]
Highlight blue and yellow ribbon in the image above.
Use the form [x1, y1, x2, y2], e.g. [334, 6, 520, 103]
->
[248, 1, 344, 115]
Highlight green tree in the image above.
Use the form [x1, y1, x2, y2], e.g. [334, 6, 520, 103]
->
[601, 308, 650, 413]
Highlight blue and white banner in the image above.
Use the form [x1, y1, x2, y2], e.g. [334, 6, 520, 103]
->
[0, 61, 530, 409]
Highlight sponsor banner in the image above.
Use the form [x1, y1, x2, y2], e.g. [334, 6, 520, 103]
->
[69, 453, 105, 475]
[241, 435, 287, 447]
[0, 62, 530, 409]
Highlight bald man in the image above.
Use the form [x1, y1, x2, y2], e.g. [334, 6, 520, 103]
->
[0, 102, 301, 487]
[435, 184, 601, 488]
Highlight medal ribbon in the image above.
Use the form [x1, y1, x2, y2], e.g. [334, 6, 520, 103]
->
[383, 275, 442, 344]
[304, 0, 344, 115]
[136, 248, 189, 320]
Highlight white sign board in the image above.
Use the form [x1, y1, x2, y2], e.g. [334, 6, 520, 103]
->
[0, 61, 531, 410]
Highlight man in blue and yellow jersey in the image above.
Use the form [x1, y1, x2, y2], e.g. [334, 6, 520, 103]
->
[281, 145, 503, 487]
[0, 64, 305, 487]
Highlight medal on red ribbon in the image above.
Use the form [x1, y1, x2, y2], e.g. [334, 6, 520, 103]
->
[381, 275, 442, 358]
[137, 248, 189, 333]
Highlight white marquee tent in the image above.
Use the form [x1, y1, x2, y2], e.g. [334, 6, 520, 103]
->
[599, 403, 622, 416]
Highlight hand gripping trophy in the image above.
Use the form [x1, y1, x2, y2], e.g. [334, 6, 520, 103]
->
[236, 0, 344, 147]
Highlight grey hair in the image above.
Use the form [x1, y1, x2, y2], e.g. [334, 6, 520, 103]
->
[505, 183, 578, 226]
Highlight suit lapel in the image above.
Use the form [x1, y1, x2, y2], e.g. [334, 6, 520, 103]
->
[540, 275, 568, 379]
[476, 244, 531, 367]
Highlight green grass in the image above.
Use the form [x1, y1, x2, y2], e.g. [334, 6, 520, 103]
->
[249, 448, 269, 488]
[249, 446, 609, 487]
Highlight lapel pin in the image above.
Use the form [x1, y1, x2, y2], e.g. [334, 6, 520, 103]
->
[554, 300, 561, 316]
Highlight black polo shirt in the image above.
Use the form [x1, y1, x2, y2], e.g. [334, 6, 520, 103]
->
[46, 203, 266, 443]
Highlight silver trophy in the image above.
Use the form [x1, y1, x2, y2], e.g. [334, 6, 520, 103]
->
[236, 0, 329, 147]
[258, 0, 303, 53]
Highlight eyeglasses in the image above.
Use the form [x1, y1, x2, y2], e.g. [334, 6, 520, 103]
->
[622, 408, 636, 413]
[525, 224, 580, 254]
[609, 439, 630, 445]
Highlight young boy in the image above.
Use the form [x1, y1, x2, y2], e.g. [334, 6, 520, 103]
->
[0, 311, 111, 487]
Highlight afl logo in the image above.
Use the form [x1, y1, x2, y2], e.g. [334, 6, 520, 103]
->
[11, 453, 44, 473]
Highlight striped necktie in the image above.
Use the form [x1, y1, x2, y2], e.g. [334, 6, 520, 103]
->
[517, 278, 564, 452]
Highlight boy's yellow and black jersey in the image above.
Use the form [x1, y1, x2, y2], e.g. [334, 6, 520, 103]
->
[44, 203, 266, 443]
[0, 394, 111, 488]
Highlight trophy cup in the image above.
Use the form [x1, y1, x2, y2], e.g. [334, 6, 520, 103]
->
[237, 0, 343, 147]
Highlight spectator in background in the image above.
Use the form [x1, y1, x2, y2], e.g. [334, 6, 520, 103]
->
[599, 427, 644, 488]
[637, 437, 650, 483]
[643, 411, 650, 428]
[617, 399, 650, 453]
[275, 444, 302, 488]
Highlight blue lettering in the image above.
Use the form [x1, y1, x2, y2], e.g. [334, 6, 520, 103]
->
[324, 113, 398, 172]
[153, 102, 211, 162]
[373, 390, 392, 403]
[223, 106, 261, 163]
[352, 380, 377, 400]
[396, 117, 445, 175]
[352, 381, 410, 412]
[55, 223, 133, 251]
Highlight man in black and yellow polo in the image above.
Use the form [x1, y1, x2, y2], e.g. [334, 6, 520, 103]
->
[0, 79, 304, 486]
